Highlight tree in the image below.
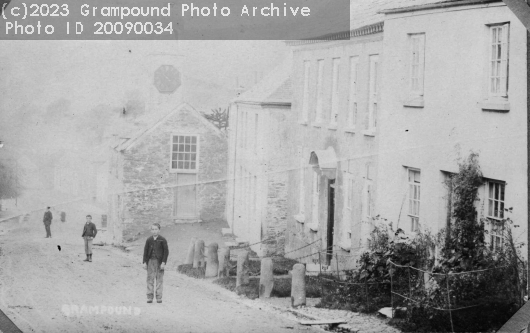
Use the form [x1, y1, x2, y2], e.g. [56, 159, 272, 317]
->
[203, 107, 229, 131]
[0, 160, 22, 200]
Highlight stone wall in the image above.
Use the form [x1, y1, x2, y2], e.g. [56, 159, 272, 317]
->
[113, 105, 227, 241]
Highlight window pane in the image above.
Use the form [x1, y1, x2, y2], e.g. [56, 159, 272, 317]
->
[191, 145, 196, 152]
[185, 136, 191, 143]
[500, 202, 504, 218]
[179, 144, 185, 152]
[184, 162, 190, 169]
[172, 136, 178, 143]
[494, 200, 499, 218]
[191, 136, 197, 144]
[488, 199, 493, 216]
[191, 154, 196, 161]
[185, 145, 191, 152]
[190, 162, 196, 169]
[178, 161, 184, 169]
[500, 184, 505, 201]
[172, 162, 178, 169]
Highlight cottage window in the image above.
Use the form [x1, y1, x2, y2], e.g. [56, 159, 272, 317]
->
[347, 56, 359, 130]
[171, 135, 199, 172]
[489, 24, 509, 98]
[487, 181, 505, 250]
[298, 147, 306, 215]
[330, 58, 340, 126]
[315, 59, 325, 124]
[367, 55, 379, 132]
[408, 169, 421, 232]
[409, 34, 425, 97]
[301, 61, 310, 123]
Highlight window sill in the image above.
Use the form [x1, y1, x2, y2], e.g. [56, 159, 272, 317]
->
[403, 96, 424, 108]
[479, 100, 510, 112]
[307, 222, 319, 232]
[169, 169, 198, 174]
[327, 124, 338, 131]
[362, 130, 376, 137]
[294, 213, 305, 223]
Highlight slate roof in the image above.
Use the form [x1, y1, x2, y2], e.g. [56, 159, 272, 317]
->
[233, 58, 292, 105]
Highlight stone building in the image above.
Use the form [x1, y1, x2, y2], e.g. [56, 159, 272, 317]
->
[284, 19, 384, 269]
[108, 102, 228, 242]
[377, 0, 528, 256]
[226, 60, 293, 256]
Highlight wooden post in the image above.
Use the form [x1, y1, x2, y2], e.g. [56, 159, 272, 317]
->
[235, 251, 249, 294]
[218, 247, 231, 277]
[259, 258, 274, 298]
[205, 243, 219, 278]
[185, 237, 197, 265]
[193, 239, 204, 268]
[291, 263, 306, 308]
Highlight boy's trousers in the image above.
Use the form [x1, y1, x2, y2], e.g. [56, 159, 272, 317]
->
[147, 258, 164, 300]
[84, 237, 93, 254]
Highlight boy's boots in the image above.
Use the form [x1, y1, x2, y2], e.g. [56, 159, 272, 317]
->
[84, 255, 89, 262]
[88, 254, 92, 262]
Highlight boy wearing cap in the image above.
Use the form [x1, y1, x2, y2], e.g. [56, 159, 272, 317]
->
[143, 223, 169, 303]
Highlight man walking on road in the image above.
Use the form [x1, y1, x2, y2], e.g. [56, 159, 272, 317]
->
[81, 215, 98, 262]
[43, 207, 52, 238]
[143, 223, 169, 304]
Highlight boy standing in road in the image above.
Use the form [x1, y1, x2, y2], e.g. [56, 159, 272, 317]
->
[143, 223, 169, 304]
[81, 215, 98, 262]
[43, 207, 52, 238]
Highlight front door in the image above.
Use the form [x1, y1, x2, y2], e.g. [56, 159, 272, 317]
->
[326, 179, 335, 265]
[174, 173, 197, 219]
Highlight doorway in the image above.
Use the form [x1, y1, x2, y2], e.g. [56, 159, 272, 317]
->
[174, 173, 197, 219]
[326, 179, 335, 265]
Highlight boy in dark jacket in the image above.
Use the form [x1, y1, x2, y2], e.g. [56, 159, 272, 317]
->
[81, 215, 98, 262]
[143, 223, 169, 303]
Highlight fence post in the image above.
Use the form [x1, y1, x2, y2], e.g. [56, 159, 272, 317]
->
[390, 264, 394, 319]
[185, 237, 197, 265]
[259, 257, 274, 298]
[193, 239, 204, 268]
[205, 243, 219, 278]
[235, 251, 249, 295]
[218, 247, 230, 277]
[446, 273, 454, 333]
[291, 263, 306, 308]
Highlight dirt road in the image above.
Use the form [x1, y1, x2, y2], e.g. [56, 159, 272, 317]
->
[0, 211, 319, 333]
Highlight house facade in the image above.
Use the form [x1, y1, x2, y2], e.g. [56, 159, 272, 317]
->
[284, 22, 384, 269]
[108, 103, 228, 242]
[226, 61, 293, 256]
[376, 0, 528, 256]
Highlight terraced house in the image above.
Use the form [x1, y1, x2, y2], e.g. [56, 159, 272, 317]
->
[283, 5, 387, 270]
[376, 0, 528, 258]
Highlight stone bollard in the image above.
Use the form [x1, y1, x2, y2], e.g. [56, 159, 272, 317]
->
[259, 258, 274, 298]
[205, 243, 219, 278]
[193, 239, 205, 268]
[185, 237, 197, 265]
[291, 264, 306, 308]
[235, 251, 249, 294]
[218, 247, 231, 277]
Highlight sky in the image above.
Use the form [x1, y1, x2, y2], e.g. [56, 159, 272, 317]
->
[0, 40, 290, 162]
